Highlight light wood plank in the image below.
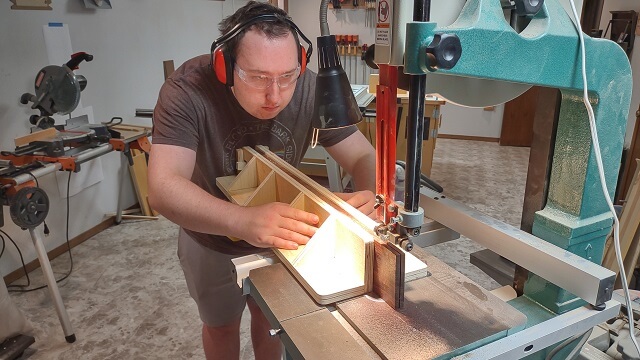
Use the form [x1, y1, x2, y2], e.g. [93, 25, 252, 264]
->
[129, 149, 152, 216]
[14, 128, 57, 147]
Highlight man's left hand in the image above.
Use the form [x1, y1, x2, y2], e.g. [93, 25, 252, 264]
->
[335, 190, 376, 219]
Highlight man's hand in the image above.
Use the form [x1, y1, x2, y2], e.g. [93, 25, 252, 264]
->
[233, 203, 319, 250]
[335, 190, 376, 219]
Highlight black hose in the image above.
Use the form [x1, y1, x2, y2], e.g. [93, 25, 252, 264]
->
[320, 0, 330, 36]
[396, 160, 443, 194]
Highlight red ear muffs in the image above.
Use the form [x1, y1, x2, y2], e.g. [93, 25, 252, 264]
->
[212, 47, 235, 86]
[214, 44, 305, 86]
[210, 15, 312, 87]
[299, 45, 307, 75]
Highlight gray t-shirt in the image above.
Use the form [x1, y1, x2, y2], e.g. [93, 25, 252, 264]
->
[152, 54, 357, 255]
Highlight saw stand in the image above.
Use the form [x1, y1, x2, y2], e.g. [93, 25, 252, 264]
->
[0, 180, 76, 342]
[0, 125, 151, 343]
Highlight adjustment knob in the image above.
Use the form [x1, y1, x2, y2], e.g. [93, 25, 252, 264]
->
[20, 93, 34, 105]
[514, 0, 543, 16]
[425, 33, 462, 71]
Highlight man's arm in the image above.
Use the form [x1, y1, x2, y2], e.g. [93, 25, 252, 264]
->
[324, 131, 377, 218]
[147, 144, 319, 249]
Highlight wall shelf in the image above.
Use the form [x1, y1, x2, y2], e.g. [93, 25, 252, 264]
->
[604, 10, 638, 56]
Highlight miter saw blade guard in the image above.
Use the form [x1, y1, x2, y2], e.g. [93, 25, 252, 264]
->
[20, 52, 93, 128]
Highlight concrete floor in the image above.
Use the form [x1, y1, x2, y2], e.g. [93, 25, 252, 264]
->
[7, 138, 530, 359]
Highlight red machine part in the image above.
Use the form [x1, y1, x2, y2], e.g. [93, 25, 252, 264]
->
[375, 64, 399, 224]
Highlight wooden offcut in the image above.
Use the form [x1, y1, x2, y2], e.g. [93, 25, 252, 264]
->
[11, 0, 52, 10]
[373, 241, 404, 309]
[163, 60, 175, 80]
[14, 128, 57, 147]
[129, 149, 154, 216]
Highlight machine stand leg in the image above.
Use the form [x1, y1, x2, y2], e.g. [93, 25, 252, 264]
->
[115, 154, 128, 225]
[28, 227, 75, 342]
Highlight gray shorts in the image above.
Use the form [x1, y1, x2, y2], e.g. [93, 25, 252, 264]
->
[178, 229, 246, 327]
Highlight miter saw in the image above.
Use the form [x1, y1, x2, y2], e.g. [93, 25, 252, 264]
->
[11, 51, 112, 158]
[22, 51, 92, 129]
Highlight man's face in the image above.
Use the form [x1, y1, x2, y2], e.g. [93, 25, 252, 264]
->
[232, 29, 300, 120]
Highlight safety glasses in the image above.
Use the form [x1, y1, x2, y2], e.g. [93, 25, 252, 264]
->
[234, 64, 300, 89]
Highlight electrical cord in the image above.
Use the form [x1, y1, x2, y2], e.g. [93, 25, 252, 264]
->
[395, 160, 444, 193]
[545, 328, 593, 360]
[568, 0, 640, 356]
[2, 228, 32, 289]
[5, 171, 74, 293]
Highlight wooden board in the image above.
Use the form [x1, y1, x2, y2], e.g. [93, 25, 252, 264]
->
[110, 124, 151, 141]
[500, 86, 539, 147]
[14, 128, 57, 147]
[163, 60, 175, 80]
[373, 241, 404, 309]
[217, 147, 374, 304]
[129, 149, 153, 216]
[337, 246, 528, 360]
[603, 159, 640, 287]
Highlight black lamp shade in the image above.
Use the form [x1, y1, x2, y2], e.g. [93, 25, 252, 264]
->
[312, 35, 362, 130]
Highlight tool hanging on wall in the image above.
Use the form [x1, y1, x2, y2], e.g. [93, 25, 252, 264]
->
[347, 35, 352, 82]
[361, 44, 368, 84]
[366, 0, 376, 27]
[341, 35, 347, 71]
[353, 35, 359, 83]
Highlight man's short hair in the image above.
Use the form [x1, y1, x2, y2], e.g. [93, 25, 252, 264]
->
[218, 1, 299, 61]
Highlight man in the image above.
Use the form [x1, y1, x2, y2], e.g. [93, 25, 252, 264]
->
[148, 2, 376, 359]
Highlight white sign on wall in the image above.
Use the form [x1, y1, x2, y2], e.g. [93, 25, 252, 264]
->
[375, 0, 391, 46]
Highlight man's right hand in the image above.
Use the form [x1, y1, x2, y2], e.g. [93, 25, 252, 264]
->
[233, 203, 319, 250]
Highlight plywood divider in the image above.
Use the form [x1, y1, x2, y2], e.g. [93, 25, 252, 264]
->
[274, 173, 301, 204]
[229, 156, 259, 192]
[244, 171, 277, 207]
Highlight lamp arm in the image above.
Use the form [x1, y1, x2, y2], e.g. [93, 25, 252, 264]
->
[319, 0, 330, 36]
